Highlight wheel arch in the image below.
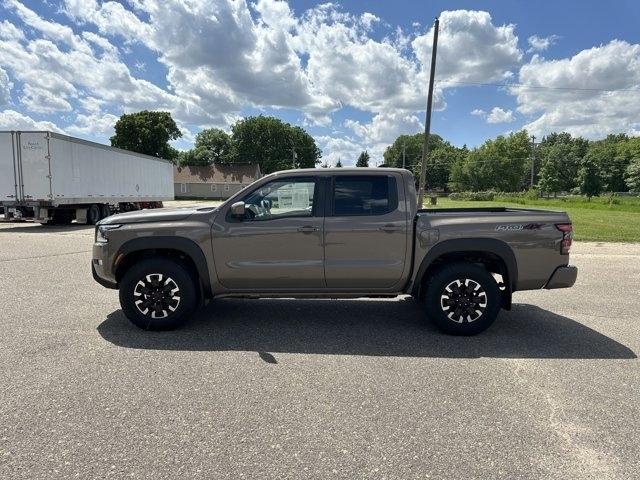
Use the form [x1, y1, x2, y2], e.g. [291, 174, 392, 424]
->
[114, 236, 213, 299]
[411, 238, 518, 300]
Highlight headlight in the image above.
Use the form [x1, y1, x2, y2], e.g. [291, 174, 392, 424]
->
[95, 224, 122, 243]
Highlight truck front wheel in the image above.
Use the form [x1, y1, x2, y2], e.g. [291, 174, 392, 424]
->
[119, 258, 198, 330]
[424, 262, 502, 336]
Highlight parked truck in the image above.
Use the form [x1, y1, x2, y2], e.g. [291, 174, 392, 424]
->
[1, 131, 174, 224]
[92, 168, 577, 335]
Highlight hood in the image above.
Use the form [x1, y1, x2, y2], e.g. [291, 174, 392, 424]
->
[98, 206, 208, 225]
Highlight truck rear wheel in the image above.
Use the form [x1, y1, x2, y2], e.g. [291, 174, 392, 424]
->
[119, 258, 198, 330]
[424, 262, 501, 336]
[101, 204, 111, 219]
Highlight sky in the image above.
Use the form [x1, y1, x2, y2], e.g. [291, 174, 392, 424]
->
[0, 0, 639, 166]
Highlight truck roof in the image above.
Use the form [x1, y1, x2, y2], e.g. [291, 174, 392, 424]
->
[268, 167, 412, 177]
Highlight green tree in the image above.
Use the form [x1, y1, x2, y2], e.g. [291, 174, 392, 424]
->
[383, 133, 447, 169]
[577, 154, 603, 198]
[227, 116, 321, 174]
[335, 160, 343, 167]
[536, 133, 588, 195]
[384, 133, 464, 190]
[587, 134, 629, 192]
[196, 128, 231, 163]
[176, 148, 208, 167]
[413, 144, 467, 192]
[449, 131, 531, 192]
[110, 110, 182, 160]
[625, 158, 640, 192]
[356, 150, 370, 167]
[178, 128, 232, 167]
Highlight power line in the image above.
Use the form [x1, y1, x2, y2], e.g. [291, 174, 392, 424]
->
[436, 80, 640, 93]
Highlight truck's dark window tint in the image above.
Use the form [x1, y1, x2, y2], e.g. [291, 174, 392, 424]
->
[243, 178, 316, 221]
[333, 176, 397, 216]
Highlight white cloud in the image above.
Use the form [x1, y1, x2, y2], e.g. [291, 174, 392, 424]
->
[345, 112, 423, 144]
[486, 107, 515, 123]
[470, 107, 514, 123]
[412, 10, 522, 85]
[316, 135, 363, 167]
[1, 1, 219, 132]
[63, 0, 151, 39]
[471, 107, 516, 123]
[527, 34, 559, 53]
[0, 67, 11, 106]
[3, 0, 637, 153]
[66, 111, 119, 138]
[0, 109, 63, 131]
[21, 84, 73, 114]
[60, 2, 521, 125]
[4, 0, 90, 52]
[512, 40, 640, 138]
[0, 19, 25, 41]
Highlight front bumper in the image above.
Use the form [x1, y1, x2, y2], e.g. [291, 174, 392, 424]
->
[92, 242, 117, 289]
[544, 265, 578, 289]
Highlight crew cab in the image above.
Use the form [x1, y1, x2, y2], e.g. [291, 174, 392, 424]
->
[92, 168, 577, 335]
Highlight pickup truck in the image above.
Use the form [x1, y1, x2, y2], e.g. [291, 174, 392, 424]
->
[92, 168, 577, 335]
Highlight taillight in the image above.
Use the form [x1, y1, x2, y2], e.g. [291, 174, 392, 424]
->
[555, 223, 573, 254]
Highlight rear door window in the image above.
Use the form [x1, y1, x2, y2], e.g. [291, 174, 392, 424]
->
[332, 175, 397, 216]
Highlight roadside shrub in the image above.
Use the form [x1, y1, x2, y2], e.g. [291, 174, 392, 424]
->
[448, 191, 495, 201]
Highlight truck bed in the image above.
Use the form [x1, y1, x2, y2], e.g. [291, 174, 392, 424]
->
[418, 207, 563, 214]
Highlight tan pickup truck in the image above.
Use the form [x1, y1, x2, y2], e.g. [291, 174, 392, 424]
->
[92, 168, 577, 335]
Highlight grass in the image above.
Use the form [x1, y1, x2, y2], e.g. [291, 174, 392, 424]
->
[426, 196, 640, 243]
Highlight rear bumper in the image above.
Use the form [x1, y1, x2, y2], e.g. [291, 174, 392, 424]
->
[544, 265, 578, 289]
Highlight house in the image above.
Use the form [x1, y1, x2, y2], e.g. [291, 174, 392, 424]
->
[173, 164, 262, 200]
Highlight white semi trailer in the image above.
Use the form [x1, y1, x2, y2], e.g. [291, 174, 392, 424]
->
[0, 131, 174, 224]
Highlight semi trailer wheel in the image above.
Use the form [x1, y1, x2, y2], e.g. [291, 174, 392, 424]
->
[87, 204, 101, 225]
[100, 204, 111, 219]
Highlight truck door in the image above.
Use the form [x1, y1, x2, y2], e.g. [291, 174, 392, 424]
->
[324, 173, 409, 289]
[212, 176, 325, 290]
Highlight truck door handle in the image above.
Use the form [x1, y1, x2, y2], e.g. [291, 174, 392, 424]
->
[298, 225, 319, 233]
[379, 224, 401, 232]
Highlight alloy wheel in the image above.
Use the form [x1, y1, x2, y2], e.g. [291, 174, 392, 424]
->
[440, 278, 488, 323]
[133, 273, 181, 319]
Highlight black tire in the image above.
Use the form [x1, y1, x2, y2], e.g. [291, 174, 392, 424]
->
[101, 204, 111, 219]
[119, 258, 198, 331]
[87, 204, 101, 225]
[49, 209, 74, 225]
[425, 262, 502, 336]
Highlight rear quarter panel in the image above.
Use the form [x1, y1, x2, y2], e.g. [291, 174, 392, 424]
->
[414, 209, 572, 290]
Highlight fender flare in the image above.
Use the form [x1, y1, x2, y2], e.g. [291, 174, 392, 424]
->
[411, 238, 518, 296]
[115, 236, 212, 298]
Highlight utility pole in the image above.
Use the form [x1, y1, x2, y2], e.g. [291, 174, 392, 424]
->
[292, 146, 297, 169]
[402, 142, 406, 169]
[417, 17, 439, 208]
[530, 135, 536, 187]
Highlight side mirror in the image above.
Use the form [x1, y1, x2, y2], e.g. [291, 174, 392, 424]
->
[230, 201, 246, 218]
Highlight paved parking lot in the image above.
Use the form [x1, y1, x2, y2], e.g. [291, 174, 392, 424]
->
[0, 221, 638, 479]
